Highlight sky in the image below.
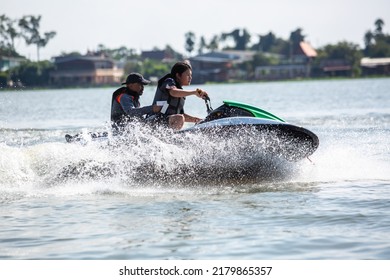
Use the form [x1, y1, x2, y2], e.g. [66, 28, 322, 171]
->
[2, 0, 390, 60]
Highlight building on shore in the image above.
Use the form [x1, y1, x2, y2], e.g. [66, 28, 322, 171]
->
[0, 56, 26, 72]
[361, 57, 390, 76]
[255, 42, 317, 80]
[50, 55, 123, 87]
[190, 50, 256, 83]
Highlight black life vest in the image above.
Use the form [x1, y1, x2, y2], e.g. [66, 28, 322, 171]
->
[110, 87, 140, 127]
[156, 74, 185, 115]
[111, 87, 140, 108]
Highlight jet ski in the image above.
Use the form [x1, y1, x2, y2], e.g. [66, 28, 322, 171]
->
[178, 99, 318, 161]
[65, 98, 319, 162]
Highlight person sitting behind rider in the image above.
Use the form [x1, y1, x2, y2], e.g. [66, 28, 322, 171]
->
[111, 73, 152, 132]
[151, 61, 208, 130]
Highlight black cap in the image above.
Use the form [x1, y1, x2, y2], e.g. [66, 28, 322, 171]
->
[122, 73, 151, 85]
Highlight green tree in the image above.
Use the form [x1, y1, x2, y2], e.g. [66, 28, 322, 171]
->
[253, 32, 276, 52]
[59, 51, 82, 57]
[221, 28, 251, 50]
[185, 31, 196, 56]
[141, 59, 170, 78]
[0, 15, 20, 51]
[0, 71, 8, 87]
[88, 44, 139, 60]
[208, 35, 219, 51]
[374, 18, 384, 34]
[0, 45, 20, 57]
[289, 28, 305, 57]
[368, 40, 390, 57]
[124, 59, 169, 80]
[111, 46, 138, 60]
[364, 19, 390, 57]
[250, 31, 290, 56]
[364, 31, 374, 48]
[316, 41, 363, 77]
[124, 60, 143, 75]
[18, 15, 56, 61]
[9, 60, 55, 87]
[198, 36, 207, 54]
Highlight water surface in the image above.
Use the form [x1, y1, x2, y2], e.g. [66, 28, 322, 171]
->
[1, 78, 389, 259]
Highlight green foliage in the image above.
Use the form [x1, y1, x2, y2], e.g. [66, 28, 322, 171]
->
[185, 32, 196, 55]
[253, 32, 276, 52]
[0, 71, 8, 87]
[375, 18, 384, 34]
[252, 52, 279, 66]
[364, 18, 390, 57]
[221, 28, 251, 50]
[365, 28, 390, 58]
[143, 60, 170, 78]
[59, 51, 82, 57]
[369, 39, 390, 57]
[208, 35, 219, 51]
[95, 44, 139, 61]
[198, 36, 207, 54]
[0, 14, 20, 51]
[0, 45, 21, 57]
[124, 60, 142, 74]
[9, 60, 55, 87]
[124, 59, 170, 80]
[314, 41, 363, 77]
[289, 28, 305, 52]
[251, 33, 291, 56]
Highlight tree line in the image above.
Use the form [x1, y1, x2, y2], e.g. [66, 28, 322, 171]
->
[184, 20, 390, 58]
[184, 27, 304, 55]
[1, 14, 389, 88]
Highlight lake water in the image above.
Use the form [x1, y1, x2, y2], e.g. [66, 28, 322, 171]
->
[0, 78, 389, 259]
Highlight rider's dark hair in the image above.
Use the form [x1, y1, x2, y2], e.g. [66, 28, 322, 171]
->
[158, 60, 192, 89]
[171, 60, 192, 78]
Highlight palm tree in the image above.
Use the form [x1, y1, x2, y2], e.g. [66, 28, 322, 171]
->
[257, 32, 276, 52]
[364, 30, 374, 47]
[18, 15, 56, 61]
[374, 18, 384, 34]
[185, 31, 196, 56]
[198, 36, 207, 54]
[208, 35, 219, 52]
[221, 28, 251, 50]
[0, 15, 20, 51]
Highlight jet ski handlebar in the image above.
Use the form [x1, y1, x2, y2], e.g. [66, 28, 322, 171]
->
[203, 95, 213, 114]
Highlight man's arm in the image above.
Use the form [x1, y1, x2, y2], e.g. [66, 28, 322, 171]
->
[120, 95, 153, 118]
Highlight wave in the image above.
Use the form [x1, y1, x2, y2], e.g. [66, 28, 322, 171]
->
[0, 122, 389, 200]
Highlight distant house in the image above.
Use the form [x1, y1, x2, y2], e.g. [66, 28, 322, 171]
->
[361, 57, 390, 76]
[316, 58, 353, 77]
[0, 56, 26, 71]
[255, 41, 317, 80]
[190, 50, 256, 83]
[50, 55, 124, 87]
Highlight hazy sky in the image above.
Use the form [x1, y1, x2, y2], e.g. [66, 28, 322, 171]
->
[2, 0, 390, 60]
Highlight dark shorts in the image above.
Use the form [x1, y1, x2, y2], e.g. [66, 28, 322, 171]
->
[145, 113, 170, 127]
